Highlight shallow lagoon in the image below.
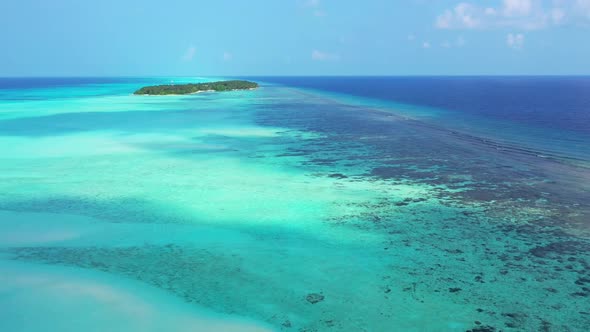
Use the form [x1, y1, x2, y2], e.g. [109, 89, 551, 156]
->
[0, 78, 589, 331]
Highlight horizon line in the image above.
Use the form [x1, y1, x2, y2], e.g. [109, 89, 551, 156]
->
[2, 74, 590, 78]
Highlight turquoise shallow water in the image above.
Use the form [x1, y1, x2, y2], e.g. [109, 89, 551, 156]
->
[0, 78, 589, 331]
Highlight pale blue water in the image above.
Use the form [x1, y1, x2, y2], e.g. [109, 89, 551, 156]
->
[0, 77, 589, 331]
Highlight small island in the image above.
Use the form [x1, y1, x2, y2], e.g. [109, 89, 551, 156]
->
[134, 80, 258, 95]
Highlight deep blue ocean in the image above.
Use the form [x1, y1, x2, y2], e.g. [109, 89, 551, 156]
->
[251, 76, 590, 134]
[250, 76, 590, 164]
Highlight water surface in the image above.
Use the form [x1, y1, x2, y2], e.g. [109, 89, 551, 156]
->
[0, 77, 589, 331]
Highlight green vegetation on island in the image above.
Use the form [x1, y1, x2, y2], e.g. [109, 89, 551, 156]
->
[134, 80, 259, 95]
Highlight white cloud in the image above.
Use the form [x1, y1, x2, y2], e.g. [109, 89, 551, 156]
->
[507, 33, 525, 48]
[434, 0, 590, 30]
[550, 8, 565, 24]
[455, 3, 481, 27]
[303, 0, 326, 17]
[305, 0, 320, 7]
[435, 3, 482, 29]
[407, 34, 416, 41]
[576, 0, 590, 18]
[223, 52, 232, 61]
[182, 46, 196, 61]
[422, 41, 431, 48]
[311, 50, 339, 61]
[436, 10, 453, 28]
[485, 7, 497, 16]
[503, 0, 532, 17]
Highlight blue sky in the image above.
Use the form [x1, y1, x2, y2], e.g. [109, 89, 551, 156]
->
[1, 0, 589, 76]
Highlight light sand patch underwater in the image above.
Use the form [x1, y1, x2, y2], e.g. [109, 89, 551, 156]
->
[0, 260, 273, 332]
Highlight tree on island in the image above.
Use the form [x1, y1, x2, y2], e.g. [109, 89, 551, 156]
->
[134, 80, 258, 95]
